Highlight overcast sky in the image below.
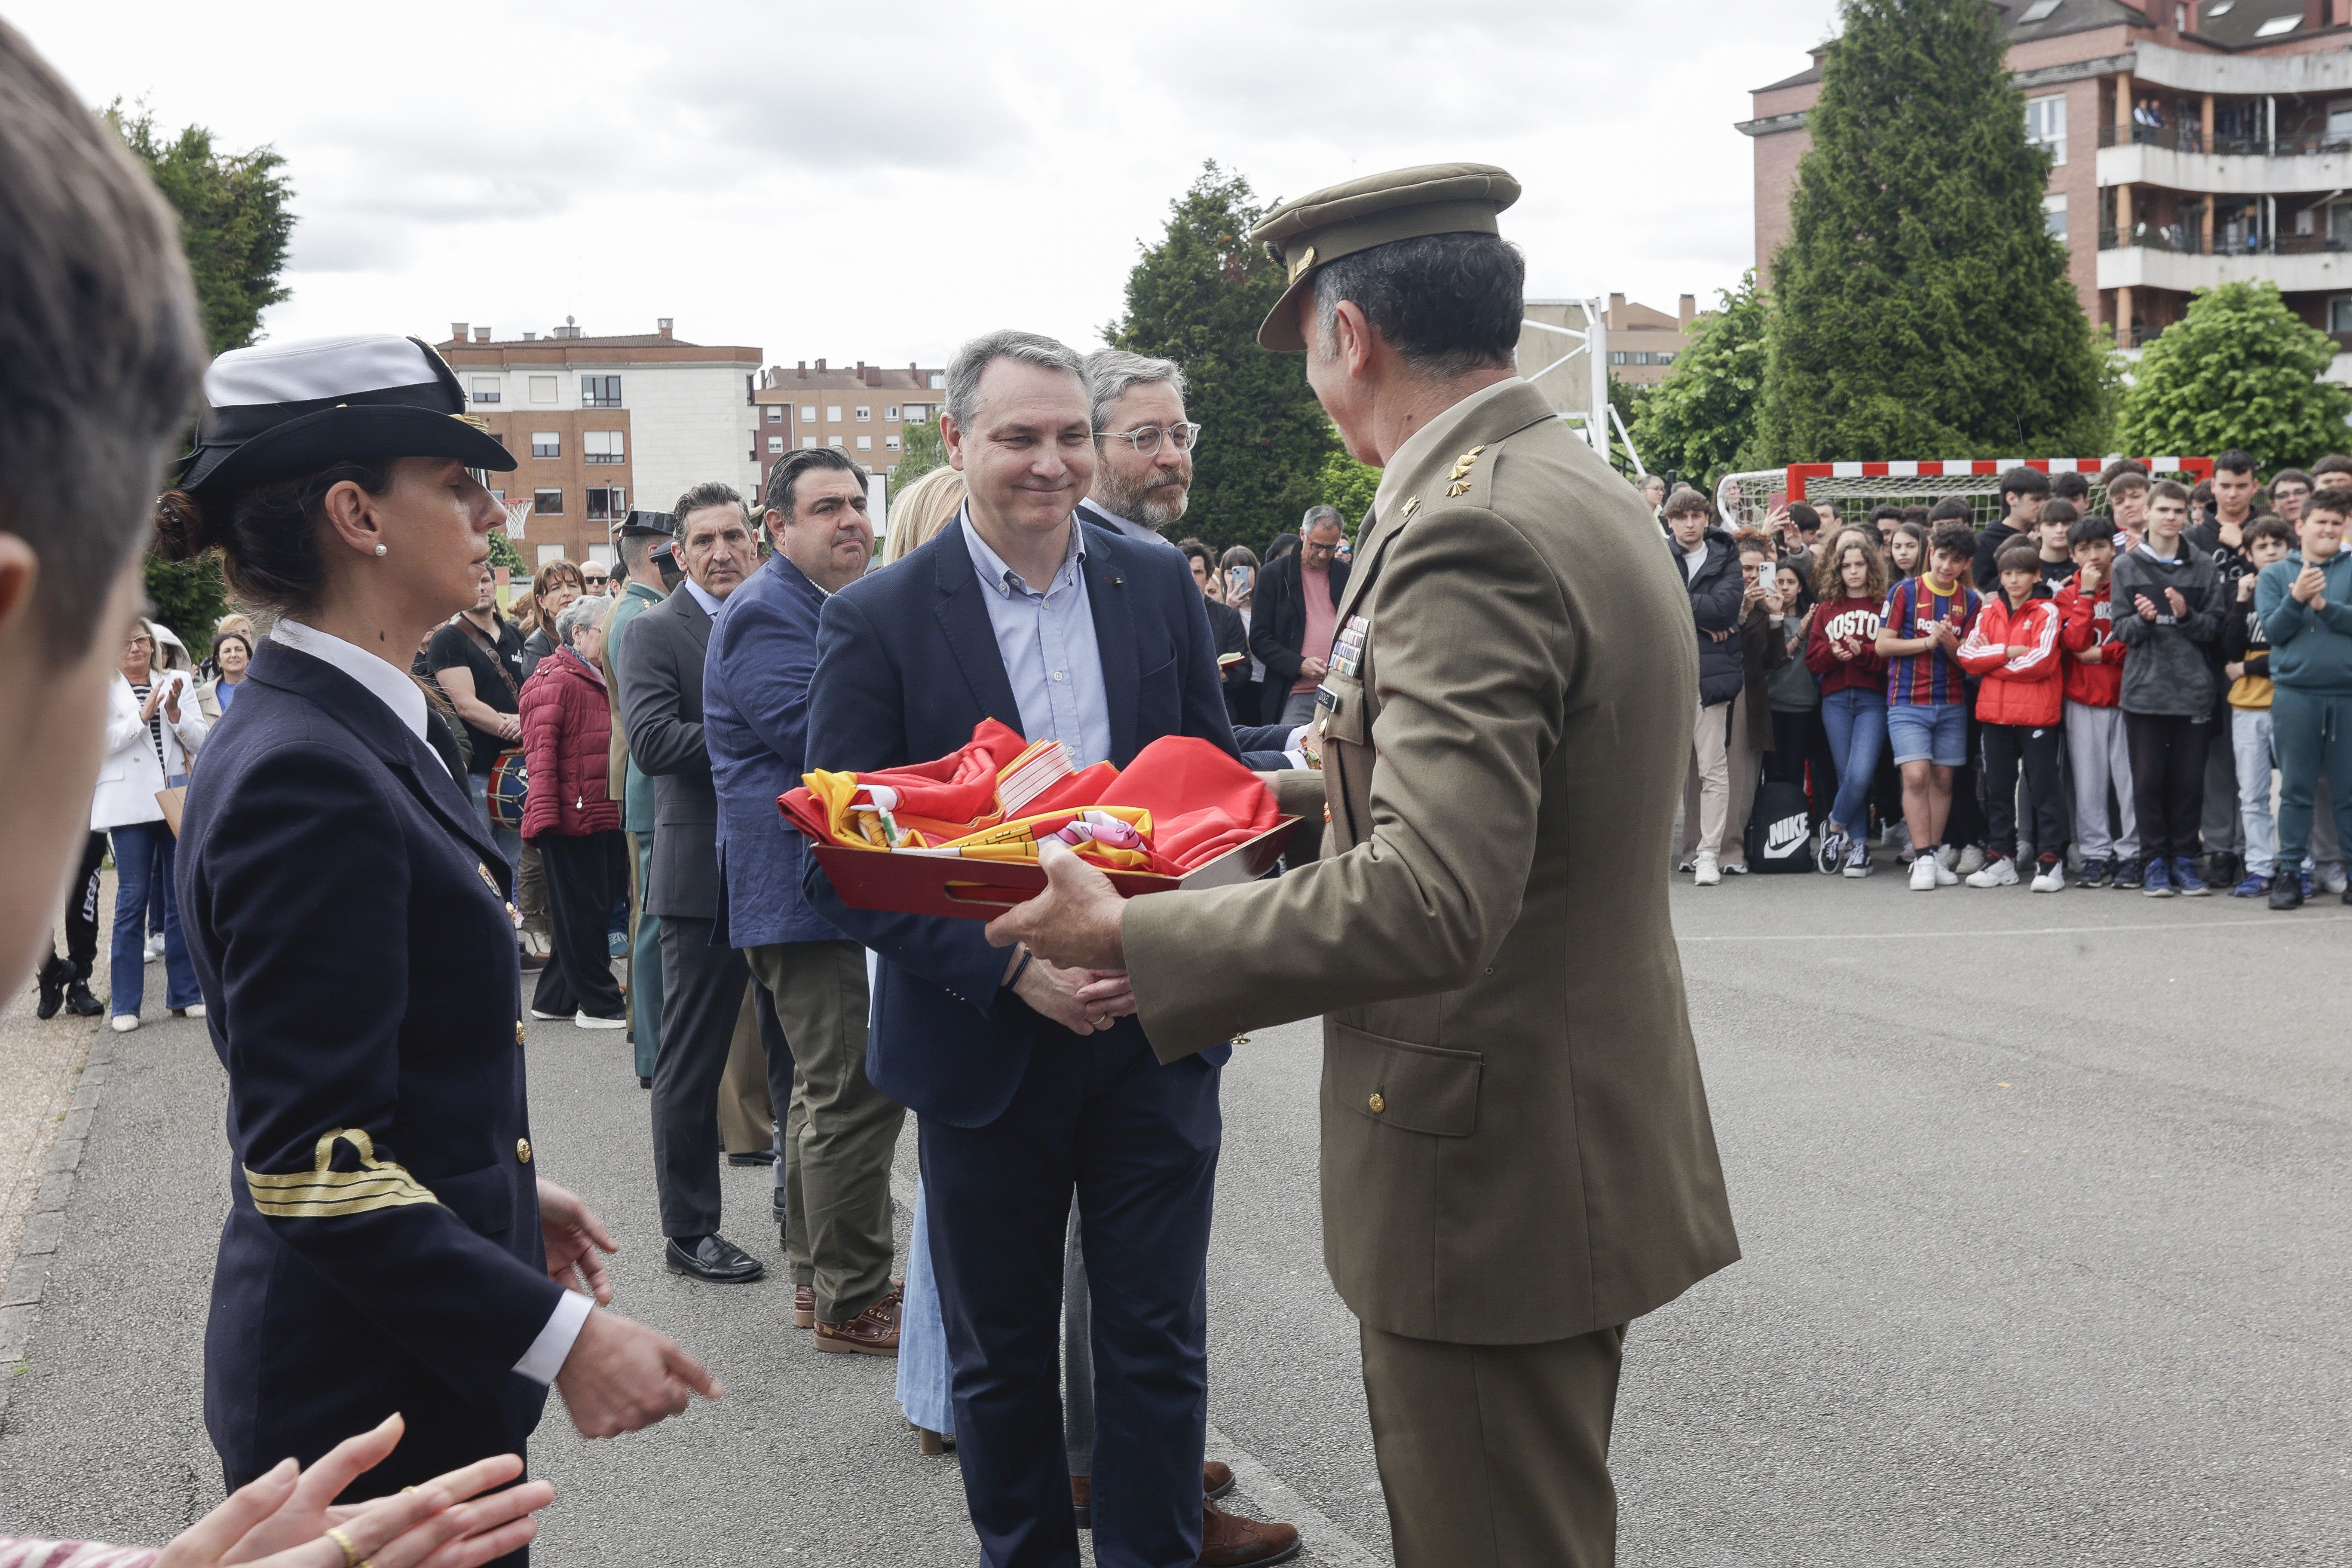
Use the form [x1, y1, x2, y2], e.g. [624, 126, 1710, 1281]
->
[21, 0, 1841, 367]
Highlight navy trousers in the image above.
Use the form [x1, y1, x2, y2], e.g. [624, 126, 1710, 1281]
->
[920, 1026, 1220, 1568]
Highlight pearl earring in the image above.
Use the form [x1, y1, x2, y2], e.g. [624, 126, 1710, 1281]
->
[373, 544, 387, 556]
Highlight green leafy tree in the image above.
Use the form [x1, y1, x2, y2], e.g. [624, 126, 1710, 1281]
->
[1752, 0, 2112, 463]
[1107, 162, 1336, 554]
[487, 528, 525, 576]
[108, 104, 297, 648]
[889, 417, 946, 491]
[1317, 447, 1381, 537]
[1630, 275, 1770, 488]
[2118, 282, 2352, 470]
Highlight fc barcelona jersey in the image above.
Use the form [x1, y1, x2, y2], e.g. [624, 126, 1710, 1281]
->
[1882, 576, 1981, 706]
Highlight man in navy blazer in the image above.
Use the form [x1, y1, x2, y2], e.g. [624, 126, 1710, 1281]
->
[705, 449, 907, 1350]
[802, 332, 1238, 1568]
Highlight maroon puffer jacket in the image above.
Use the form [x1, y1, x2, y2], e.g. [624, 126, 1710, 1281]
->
[518, 646, 620, 839]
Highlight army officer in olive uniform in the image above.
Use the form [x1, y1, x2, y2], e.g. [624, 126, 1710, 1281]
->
[991, 164, 1740, 1567]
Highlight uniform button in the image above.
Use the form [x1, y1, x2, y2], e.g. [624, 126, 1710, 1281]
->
[514, 1021, 527, 1045]
[1368, 1092, 1386, 1115]
[517, 1137, 533, 1164]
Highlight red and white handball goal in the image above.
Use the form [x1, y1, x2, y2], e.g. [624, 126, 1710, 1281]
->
[1715, 456, 2214, 532]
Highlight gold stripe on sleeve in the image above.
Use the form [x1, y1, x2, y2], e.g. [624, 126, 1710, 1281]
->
[245, 1127, 442, 1219]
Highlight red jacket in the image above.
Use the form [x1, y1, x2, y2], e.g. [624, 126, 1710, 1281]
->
[518, 646, 619, 839]
[1803, 594, 1889, 696]
[2053, 572, 2127, 707]
[1957, 594, 2064, 727]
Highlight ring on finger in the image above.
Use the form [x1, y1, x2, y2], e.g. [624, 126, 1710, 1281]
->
[324, 1526, 362, 1568]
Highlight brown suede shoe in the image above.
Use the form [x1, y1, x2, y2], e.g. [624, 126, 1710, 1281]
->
[1199, 1499, 1301, 1566]
[813, 1285, 901, 1356]
[792, 1284, 814, 1330]
[1203, 1461, 1234, 1499]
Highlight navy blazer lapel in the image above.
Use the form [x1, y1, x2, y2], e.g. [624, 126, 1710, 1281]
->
[1080, 527, 1140, 766]
[672, 588, 714, 652]
[929, 523, 1027, 732]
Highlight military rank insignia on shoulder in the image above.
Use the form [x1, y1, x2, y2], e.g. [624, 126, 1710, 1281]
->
[1445, 444, 1488, 499]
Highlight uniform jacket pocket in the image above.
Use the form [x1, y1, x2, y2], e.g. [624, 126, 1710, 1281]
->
[430, 1163, 516, 1238]
[1328, 1022, 1481, 1137]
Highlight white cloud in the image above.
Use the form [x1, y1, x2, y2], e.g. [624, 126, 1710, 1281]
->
[16, 0, 1839, 364]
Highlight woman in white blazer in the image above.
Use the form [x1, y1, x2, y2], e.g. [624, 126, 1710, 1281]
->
[93, 623, 208, 1030]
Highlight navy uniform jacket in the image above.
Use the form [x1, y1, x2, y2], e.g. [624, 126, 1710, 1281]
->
[800, 519, 1237, 1127]
[177, 641, 562, 1490]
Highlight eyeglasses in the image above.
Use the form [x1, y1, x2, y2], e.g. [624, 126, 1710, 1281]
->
[1097, 422, 1202, 456]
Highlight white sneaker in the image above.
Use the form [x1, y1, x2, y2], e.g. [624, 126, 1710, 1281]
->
[1693, 854, 1722, 887]
[1954, 845, 1987, 876]
[110, 1014, 140, 1033]
[574, 1012, 627, 1030]
[528, 1008, 569, 1021]
[144, 934, 163, 964]
[1966, 856, 2018, 888]
[2030, 862, 2066, 893]
[172, 1002, 206, 1019]
[1910, 855, 1938, 891]
[1843, 843, 1874, 878]
[2324, 863, 2350, 896]
[1932, 857, 1960, 886]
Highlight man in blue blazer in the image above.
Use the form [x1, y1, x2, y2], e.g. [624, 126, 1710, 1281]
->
[705, 449, 907, 1351]
[802, 332, 1239, 1568]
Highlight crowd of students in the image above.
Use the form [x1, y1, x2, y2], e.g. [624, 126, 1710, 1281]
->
[1669, 453, 2352, 911]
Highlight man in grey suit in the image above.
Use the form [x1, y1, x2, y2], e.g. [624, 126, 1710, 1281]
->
[620, 482, 790, 1285]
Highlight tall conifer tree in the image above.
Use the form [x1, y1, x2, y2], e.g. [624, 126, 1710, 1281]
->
[1754, 0, 2111, 462]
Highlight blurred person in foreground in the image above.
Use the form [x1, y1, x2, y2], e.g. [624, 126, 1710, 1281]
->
[986, 164, 1738, 1568]
[0, 21, 554, 1567]
[158, 334, 717, 1550]
[519, 594, 627, 1028]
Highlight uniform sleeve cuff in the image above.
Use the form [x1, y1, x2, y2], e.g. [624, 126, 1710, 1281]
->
[512, 1287, 593, 1385]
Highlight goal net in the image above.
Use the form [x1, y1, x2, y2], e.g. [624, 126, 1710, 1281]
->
[1715, 457, 2214, 533]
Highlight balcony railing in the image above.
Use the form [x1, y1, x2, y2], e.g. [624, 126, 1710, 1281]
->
[2099, 122, 2352, 158]
[2098, 224, 2348, 255]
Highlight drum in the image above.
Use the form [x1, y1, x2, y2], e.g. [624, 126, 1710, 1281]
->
[489, 748, 529, 833]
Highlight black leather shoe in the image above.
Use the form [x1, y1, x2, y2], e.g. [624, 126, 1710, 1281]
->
[638, 1075, 652, 1089]
[65, 980, 103, 1017]
[34, 961, 65, 1020]
[665, 1233, 766, 1283]
[2270, 878, 2304, 911]
[727, 1149, 777, 1167]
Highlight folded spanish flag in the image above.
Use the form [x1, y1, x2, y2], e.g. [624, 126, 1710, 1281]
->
[779, 722, 1278, 877]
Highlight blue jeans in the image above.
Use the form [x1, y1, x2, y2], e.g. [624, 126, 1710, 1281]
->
[1819, 688, 1888, 833]
[109, 813, 199, 1018]
[895, 1172, 956, 1436]
[465, 768, 521, 874]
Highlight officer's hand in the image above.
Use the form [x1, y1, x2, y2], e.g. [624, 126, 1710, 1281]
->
[538, 1179, 618, 1305]
[985, 839, 1128, 972]
[554, 1308, 720, 1439]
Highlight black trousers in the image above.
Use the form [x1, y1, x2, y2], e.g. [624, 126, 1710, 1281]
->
[528, 831, 626, 1020]
[44, 831, 107, 981]
[2125, 710, 2211, 861]
[652, 916, 792, 1238]
[1980, 721, 2065, 864]
[1766, 707, 1839, 826]
[1946, 709, 1989, 848]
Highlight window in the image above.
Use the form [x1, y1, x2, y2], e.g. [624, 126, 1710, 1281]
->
[767, 435, 784, 453]
[490, 488, 506, 503]
[586, 486, 625, 520]
[2255, 11, 2300, 35]
[2026, 93, 2067, 166]
[2044, 194, 2068, 242]
[885, 435, 901, 451]
[801, 405, 817, 422]
[1632, 352, 1652, 366]
[826, 405, 843, 422]
[533, 488, 563, 515]
[828, 435, 844, 448]
[765, 406, 782, 423]
[857, 435, 873, 450]
[903, 402, 931, 423]
[802, 436, 818, 449]
[586, 544, 616, 568]
[928, 372, 945, 389]
[531, 432, 560, 459]
[1607, 350, 1628, 365]
[529, 375, 557, 404]
[582, 375, 622, 407]
[2331, 296, 2352, 334]
[2018, 0, 2061, 17]
[854, 405, 871, 422]
[583, 429, 625, 465]
[469, 376, 501, 404]
[884, 405, 899, 421]
[1655, 351, 1675, 365]
[537, 545, 567, 567]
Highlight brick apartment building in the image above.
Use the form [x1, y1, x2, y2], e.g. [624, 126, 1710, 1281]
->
[438, 318, 763, 568]
[751, 360, 947, 498]
[1741, 0, 2352, 368]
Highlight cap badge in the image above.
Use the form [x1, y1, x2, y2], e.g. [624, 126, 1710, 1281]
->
[1286, 245, 1317, 285]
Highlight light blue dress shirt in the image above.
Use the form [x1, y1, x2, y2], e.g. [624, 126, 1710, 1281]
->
[960, 511, 1114, 768]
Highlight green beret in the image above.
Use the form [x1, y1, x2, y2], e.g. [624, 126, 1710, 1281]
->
[1249, 162, 1521, 352]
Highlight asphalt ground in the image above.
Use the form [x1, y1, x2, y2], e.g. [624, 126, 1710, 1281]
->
[0, 865, 2346, 1565]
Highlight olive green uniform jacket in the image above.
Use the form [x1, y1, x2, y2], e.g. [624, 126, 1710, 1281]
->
[1125, 378, 1739, 1345]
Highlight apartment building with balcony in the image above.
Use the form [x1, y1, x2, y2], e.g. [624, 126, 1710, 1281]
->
[751, 360, 946, 499]
[440, 318, 763, 567]
[1741, 0, 2352, 373]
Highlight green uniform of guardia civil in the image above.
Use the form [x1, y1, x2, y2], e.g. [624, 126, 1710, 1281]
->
[604, 576, 665, 1079]
[1121, 164, 1740, 1568]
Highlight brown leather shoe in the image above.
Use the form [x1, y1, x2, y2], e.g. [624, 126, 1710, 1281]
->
[1071, 1475, 1091, 1529]
[813, 1285, 901, 1356]
[792, 1283, 814, 1330]
[1199, 1499, 1300, 1566]
[1203, 1460, 1234, 1499]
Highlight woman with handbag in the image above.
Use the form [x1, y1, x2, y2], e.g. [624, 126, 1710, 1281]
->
[94, 620, 207, 1031]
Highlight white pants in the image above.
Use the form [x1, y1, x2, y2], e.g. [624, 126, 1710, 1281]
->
[2064, 701, 2138, 861]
